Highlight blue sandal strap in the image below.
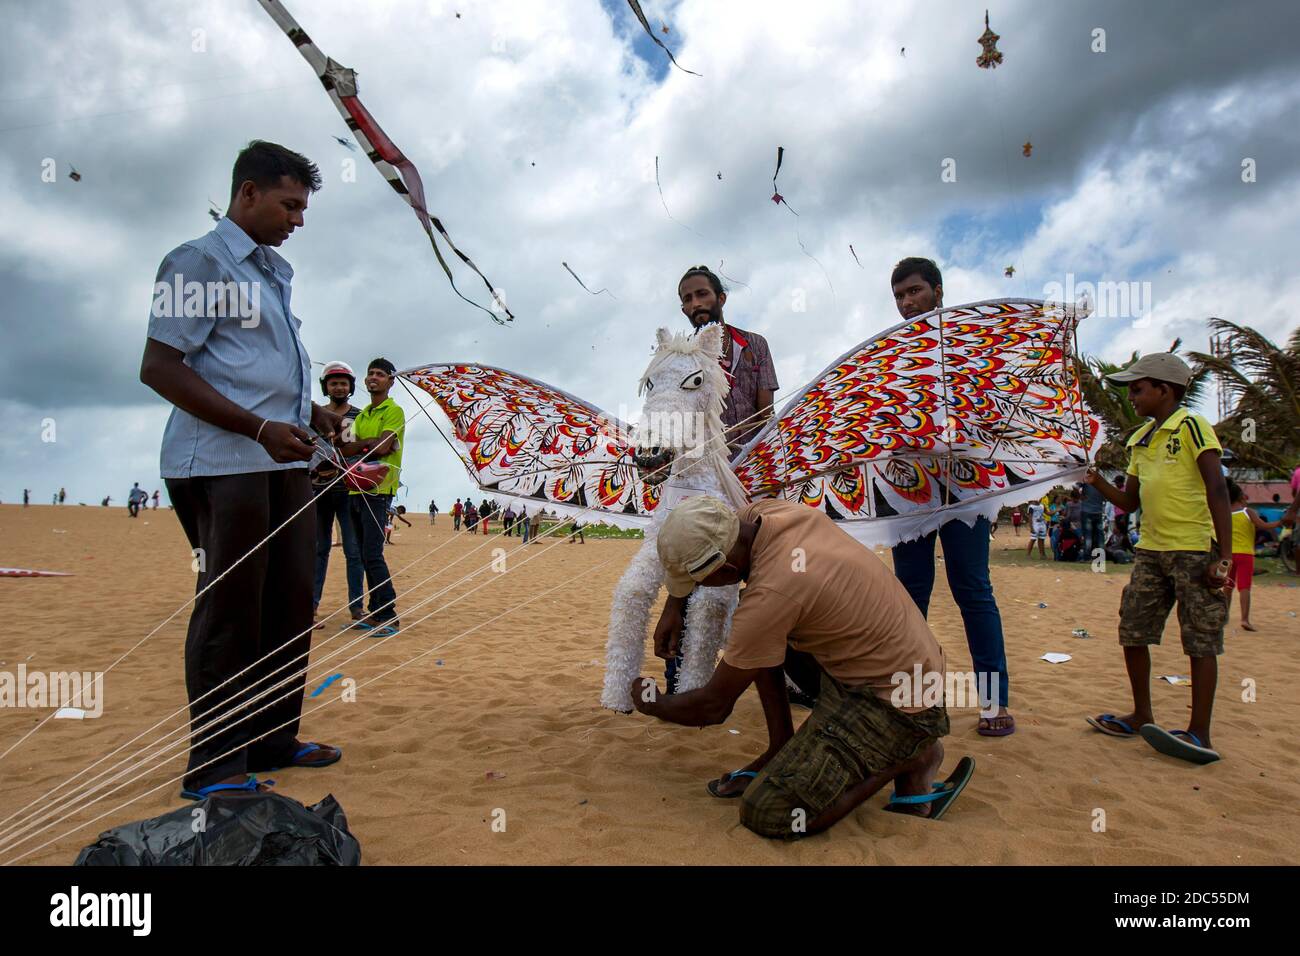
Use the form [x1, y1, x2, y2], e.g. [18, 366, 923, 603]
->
[889, 782, 949, 805]
[1170, 729, 1204, 748]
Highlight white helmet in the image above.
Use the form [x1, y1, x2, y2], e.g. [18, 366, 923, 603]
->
[319, 360, 356, 396]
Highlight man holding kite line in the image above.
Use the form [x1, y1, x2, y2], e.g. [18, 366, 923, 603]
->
[140, 141, 343, 799]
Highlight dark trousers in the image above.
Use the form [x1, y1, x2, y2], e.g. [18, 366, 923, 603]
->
[167, 470, 315, 790]
[892, 516, 1009, 707]
[350, 492, 398, 623]
[1081, 514, 1105, 559]
[313, 483, 363, 614]
[504, 517, 514, 536]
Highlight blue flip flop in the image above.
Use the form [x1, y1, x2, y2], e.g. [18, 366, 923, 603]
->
[1086, 713, 1139, 737]
[1139, 724, 1221, 764]
[884, 756, 975, 820]
[355, 621, 400, 638]
[707, 769, 758, 798]
[267, 742, 343, 771]
[180, 775, 273, 801]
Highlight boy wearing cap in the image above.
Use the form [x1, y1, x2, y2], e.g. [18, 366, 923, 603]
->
[310, 361, 364, 625]
[1082, 353, 1233, 763]
[632, 496, 974, 839]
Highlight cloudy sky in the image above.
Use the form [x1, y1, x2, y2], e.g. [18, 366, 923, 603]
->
[2, 0, 1297, 509]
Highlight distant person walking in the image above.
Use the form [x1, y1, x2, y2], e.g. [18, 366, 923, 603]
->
[23, 489, 29, 507]
[452, 498, 462, 530]
[519, 505, 531, 543]
[58, 487, 66, 505]
[429, 499, 437, 525]
[127, 483, 147, 517]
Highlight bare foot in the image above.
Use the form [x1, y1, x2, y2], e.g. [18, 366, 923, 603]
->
[1242, 621, 1258, 632]
[888, 740, 944, 817]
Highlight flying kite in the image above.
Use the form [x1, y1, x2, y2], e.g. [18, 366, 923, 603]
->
[770, 146, 796, 213]
[208, 205, 221, 222]
[1022, 141, 1033, 157]
[850, 244, 863, 268]
[562, 262, 617, 299]
[661, 21, 670, 34]
[1004, 265, 1016, 278]
[256, 0, 513, 323]
[976, 10, 1003, 69]
[68, 166, 81, 182]
[626, 0, 699, 76]
[333, 135, 358, 151]
[400, 298, 1099, 548]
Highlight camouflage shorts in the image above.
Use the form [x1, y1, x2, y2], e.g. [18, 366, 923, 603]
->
[1119, 549, 1226, 657]
[739, 674, 948, 840]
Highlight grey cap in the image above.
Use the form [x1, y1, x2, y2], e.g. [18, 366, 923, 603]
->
[1105, 352, 1193, 387]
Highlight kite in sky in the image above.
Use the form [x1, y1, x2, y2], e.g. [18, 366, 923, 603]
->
[68, 166, 81, 182]
[977, 10, 1004, 69]
[256, 0, 513, 324]
[850, 244, 863, 268]
[1022, 141, 1033, 157]
[333, 134, 358, 151]
[1004, 265, 1016, 278]
[626, 0, 699, 75]
[770, 146, 797, 214]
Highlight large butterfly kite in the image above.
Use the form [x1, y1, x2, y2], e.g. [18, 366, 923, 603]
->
[402, 299, 1102, 547]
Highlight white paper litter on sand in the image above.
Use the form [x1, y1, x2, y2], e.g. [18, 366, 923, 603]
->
[1040, 653, 1071, 664]
[1159, 675, 1192, 685]
[54, 707, 87, 719]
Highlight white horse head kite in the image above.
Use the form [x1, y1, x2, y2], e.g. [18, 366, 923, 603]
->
[632, 324, 749, 510]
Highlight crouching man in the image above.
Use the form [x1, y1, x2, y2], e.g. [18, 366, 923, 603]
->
[630, 496, 974, 839]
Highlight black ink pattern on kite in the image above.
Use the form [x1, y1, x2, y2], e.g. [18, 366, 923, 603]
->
[256, 0, 513, 324]
[626, 0, 699, 76]
[562, 262, 617, 299]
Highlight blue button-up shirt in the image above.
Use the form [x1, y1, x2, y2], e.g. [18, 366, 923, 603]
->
[147, 218, 312, 478]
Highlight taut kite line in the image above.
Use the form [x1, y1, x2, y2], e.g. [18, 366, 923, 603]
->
[256, 0, 514, 324]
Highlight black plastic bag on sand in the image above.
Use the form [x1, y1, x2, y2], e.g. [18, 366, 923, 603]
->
[74, 793, 361, 866]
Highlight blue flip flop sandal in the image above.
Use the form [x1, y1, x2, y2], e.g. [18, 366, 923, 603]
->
[1139, 724, 1221, 764]
[1086, 713, 1139, 737]
[180, 775, 274, 801]
[707, 769, 758, 798]
[267, 742, 343, 771]
[884, 756, 975, 820]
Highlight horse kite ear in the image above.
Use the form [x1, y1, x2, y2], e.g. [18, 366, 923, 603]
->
[655, 327, 673, 349]
[696, 321, 724, 359]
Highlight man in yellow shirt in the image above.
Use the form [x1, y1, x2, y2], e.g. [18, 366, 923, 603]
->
[1082, 353, 1232, 763]
[336, 358, 405, 637]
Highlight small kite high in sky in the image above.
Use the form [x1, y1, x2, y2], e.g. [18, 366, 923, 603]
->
[850, 244, 863, 268]
[770, 146, 797, 214]
[1004, 265, 1016, 278]
[626, 0, 699, 76]
[332, 134, 358, 151]
[1023, 141, 1033, 157]
[68, 166, 81, 182]
[256, 0, 513, 323]
[977, 10, 1004, 69]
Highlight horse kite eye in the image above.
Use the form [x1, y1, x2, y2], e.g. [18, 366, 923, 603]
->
[645, 379, 654, 391]
[680, 372, 704, 390]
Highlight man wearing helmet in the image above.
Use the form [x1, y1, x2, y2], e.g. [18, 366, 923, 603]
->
[311, 361, 365, 626]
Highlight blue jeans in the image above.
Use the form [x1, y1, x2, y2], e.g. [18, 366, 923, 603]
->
[350, 493, 398, 623]
[1080, 514, 1105, 560]
[313, 483, 363, 613]
[891, 516, 1009, 707]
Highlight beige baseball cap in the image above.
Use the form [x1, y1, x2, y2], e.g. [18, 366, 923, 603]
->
[1105, 352, 1193, 387]
[656, 496, 741, 598]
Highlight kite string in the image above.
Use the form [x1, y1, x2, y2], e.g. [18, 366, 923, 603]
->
[1, 545, 605, 866]
[0, 414, 407, 767]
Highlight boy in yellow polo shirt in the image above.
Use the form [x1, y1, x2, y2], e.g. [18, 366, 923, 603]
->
[1082, 353, 1233, 764]
[336, 357, 406, 637]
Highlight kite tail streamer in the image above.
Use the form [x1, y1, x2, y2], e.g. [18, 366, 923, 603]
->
[257, 0, 512, 323]
[626, 0, 700, 75]
[562, 261, 617, 299]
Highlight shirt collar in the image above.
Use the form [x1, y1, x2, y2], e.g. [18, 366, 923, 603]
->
[214, 217, 293, 278]
[363, 396, 394, 414]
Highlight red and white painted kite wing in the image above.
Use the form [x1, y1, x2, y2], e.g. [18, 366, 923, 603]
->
[731, 299, 1101, 546]
[401, 364, 656, 526]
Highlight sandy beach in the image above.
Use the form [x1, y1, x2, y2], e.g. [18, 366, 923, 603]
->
[1, 502, 1297, 866]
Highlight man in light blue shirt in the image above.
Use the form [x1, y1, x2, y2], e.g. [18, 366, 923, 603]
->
[140, 141, 343, 800]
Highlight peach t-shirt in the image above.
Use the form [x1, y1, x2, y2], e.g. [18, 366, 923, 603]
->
[723, 499, 945, 703]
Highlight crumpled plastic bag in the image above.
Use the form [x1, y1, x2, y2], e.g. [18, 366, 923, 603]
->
[74, 793, 361, 866]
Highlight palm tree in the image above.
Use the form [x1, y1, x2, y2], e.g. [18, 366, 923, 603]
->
[1187, 319, 1300, 477]
[1075, 338, 1209, 470]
